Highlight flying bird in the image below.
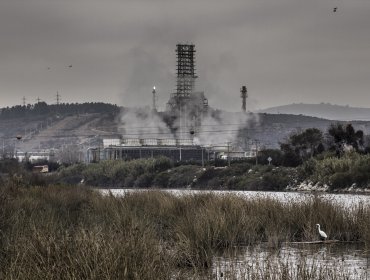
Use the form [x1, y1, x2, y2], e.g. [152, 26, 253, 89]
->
[68, 65, 72, 68]
[333, 7, 337, 12]
[316, 224, 328, 241]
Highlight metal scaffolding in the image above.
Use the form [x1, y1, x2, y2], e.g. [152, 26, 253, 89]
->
[166, 44, 208, 137]
[176, 44, 197, 99]
[241, 85, 248, 112]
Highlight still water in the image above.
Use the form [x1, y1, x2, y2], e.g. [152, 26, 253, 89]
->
[211, 243, 370, 279]
[101, 189, 370, 279]
[101, 188, 370, 208]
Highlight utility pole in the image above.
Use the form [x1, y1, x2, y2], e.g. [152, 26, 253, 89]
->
[201, 148, 204, 167]
[227, 141, 231, 167]
[254, 139, 260, 165]
[56, 92, 61, 105]
[36, 97, 41, 103]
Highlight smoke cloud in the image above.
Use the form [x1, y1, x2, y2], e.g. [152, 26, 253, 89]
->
[118, 105, 257, 149]
[119, 107, 174, 139]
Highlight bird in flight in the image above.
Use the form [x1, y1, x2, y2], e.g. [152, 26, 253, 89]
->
[68, 65, 72, 68]
[333, 7, 337, 12]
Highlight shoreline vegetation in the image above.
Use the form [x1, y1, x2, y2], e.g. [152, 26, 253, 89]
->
[18, 151, 370, 193]
[2, 122, 370, 193]
[0, 184, 369, 279]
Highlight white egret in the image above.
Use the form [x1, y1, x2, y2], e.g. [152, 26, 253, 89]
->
[316, 224, 328, 241]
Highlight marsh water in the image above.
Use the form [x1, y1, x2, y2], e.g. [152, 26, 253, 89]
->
[101, 189, 370, 279]
[101, 188, 370, 208]
[210, 243, 370, 279]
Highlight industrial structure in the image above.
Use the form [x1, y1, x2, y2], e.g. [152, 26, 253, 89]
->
[86, 44, 254, 164]
[88, 138, 208, 163]
[241, 85, 248, 112]
[87, 137, 256, 163]
[152, 86, 157, 112]
[166, 44, 208, 137]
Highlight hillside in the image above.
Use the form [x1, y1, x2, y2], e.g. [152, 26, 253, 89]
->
[1, 103, 370, 154]
[0, 102, 121, 155]
[259, 103, 370, 121]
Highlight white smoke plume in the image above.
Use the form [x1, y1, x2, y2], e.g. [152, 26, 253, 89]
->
[118, 105, 258, 150]
[195, 110, 258, 147]
[119, 107, 174, 139]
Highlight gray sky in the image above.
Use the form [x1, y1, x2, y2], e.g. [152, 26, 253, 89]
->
[0, 0, 369, 111]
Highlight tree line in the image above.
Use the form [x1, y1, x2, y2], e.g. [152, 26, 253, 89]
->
[0, 102, 120, 120]
[259, 123, 369, 167]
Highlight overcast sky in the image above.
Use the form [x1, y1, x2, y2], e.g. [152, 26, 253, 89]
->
[0, 0, 369, 111]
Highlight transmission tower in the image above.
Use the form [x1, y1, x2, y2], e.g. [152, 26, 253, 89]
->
[56, 92, 61, 105]
[240, 85, 248, 112]
[22, 96, 26, 106]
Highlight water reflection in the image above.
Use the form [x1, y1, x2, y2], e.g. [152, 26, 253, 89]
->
[212, 243, 370, 279]
[101, 189, 370, 208]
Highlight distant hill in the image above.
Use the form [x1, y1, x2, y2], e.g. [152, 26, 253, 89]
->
[259, 103, 370, 121]
[1, 102, 369, 154]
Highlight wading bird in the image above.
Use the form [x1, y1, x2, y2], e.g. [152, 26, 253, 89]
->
[316, 224, 328, 241]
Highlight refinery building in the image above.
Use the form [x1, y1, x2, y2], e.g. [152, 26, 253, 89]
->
[88, 44, 255, 163]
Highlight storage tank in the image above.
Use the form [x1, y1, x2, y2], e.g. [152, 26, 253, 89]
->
[142, 138, 158, 146]
[122, 138, 141, 146]
[103, 139, 121, 147]
[177, 139, 194, 146]
[159, 139, 176, 146]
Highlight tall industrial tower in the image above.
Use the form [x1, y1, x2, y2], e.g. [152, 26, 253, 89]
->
[240, 85, 248, 112]
[176, 44, 197, 99]
[167, 44, 208, 138]
[152, 86, 157, 112]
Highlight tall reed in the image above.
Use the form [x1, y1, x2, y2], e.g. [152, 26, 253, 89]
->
[0, 185, 368, 279]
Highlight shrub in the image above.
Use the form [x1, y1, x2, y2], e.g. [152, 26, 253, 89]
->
[134, 173, 154, 188]
[303, 152, 370, 189]
[152, 171, 170, 188]
[167, 165, 200, 188]
[329, 172, 353, 189]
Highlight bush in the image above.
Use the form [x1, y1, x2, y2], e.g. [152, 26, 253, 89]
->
[152, 171, 170, 188]
[167, 165, 200, 188]
[262, 172, 290, 191]
[329, 172, 353, 189]
[303, 152, 370, 189]
[134, 173, 154, 188]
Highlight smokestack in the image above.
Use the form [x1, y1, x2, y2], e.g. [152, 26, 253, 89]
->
[240, 85, 248, 112]
[152, 86, 157, 112]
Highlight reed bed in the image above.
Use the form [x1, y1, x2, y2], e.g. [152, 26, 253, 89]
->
[0, 184, 369, 279]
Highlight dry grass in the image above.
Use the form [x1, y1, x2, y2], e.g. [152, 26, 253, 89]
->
[0, 184, 369, 279]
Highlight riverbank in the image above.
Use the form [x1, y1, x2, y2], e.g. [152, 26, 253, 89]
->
[49, 153, 370, 192]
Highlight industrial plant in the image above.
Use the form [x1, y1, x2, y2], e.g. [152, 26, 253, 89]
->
[87, 43, 255, 163]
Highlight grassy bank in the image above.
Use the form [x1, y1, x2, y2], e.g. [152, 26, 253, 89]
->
[0, 184, 369, 279]
[2, 152, 370, 191]
[52, 158, 297, 190]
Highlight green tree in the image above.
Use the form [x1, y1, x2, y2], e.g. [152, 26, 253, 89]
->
[328, 123, 364, 153]
[280, 128, 324, 166]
